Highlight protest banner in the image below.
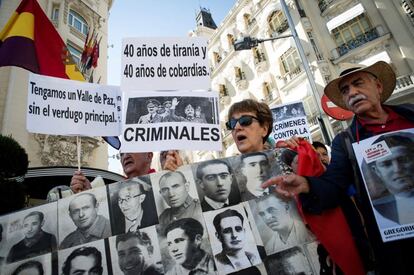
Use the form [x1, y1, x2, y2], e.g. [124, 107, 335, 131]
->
[121, 37, 210, 91]
[353, 128, 414, 242]
[27, 73, 121, 136]
[0, 149, 322, 275]
[121, 90, 221, 152]
[271, 101, 311, 143]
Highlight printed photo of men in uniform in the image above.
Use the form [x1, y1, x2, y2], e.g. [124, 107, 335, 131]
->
[162, 218, 216, 275]
[366, 132, 414, 226]
[204, 205, 261, 274]
[59, 240, 107, 275]
[152, 169, 202, 229]
[59, 187, 111, 249]
[194, 159, 241, 212]
[1, 203, 57, 265]
[236, 152, 274, 201]
[3, 253, 52, 275]
[109, 227, 163, 275]
[108, 177, 158, 235]
[265, 246, 314, 275]
[125, 96, 217, 125]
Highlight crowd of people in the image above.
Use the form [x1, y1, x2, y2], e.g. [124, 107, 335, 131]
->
[3, 60, 414, 274]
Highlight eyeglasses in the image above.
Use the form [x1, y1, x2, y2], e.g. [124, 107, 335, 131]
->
[225, 115, 259, 130]
[118, 194, 141, 204]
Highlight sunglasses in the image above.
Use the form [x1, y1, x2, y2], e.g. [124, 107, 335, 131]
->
[226, 115, 259, 130]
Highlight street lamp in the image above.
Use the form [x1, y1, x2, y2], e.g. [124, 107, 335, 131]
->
[233, 0, 332, 145]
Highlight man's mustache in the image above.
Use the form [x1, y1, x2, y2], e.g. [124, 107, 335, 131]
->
[348, 94, 367, 107]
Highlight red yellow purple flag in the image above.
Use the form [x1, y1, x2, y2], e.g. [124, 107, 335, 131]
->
[0, 0, 84, 81]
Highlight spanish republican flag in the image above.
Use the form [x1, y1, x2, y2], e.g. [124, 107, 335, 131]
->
[0, 0, 84, 81]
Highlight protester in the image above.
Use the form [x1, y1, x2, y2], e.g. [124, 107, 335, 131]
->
[312, 141, 330, 166]
[70, 152, 154, 193]
[263, 61, 414, 274]
[160, 150, 184, 171]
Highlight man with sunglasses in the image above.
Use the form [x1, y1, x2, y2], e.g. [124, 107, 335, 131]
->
[195, 159, 241, 211]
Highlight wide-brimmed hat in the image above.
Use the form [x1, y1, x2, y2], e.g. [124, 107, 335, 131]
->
[324, 61, 396, 110]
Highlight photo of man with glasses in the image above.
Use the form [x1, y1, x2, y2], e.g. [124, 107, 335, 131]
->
[109, 178, 158, 235]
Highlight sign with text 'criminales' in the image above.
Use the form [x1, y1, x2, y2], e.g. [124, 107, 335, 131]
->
[27, 73, 121, 136]
[121, 37, 210, 91]
[121, 90, 221, 152]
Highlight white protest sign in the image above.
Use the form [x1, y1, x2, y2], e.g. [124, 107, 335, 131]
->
[27, 73, 121, 136]
[121, 37, 210, 91]
[353, 128, 414, 242]
[121, 90, 221, 152]
[271, 101, 311, 142]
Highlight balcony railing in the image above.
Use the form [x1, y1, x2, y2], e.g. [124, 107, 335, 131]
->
[235, 72, 246, 82]
[247, 18, 257, 31]
[335, 28, 379, 57]
[287, 66, 303, 79]
[254, 52, 266, 65]
[318, 0, 335, 13]
[395, 74, 414, 93]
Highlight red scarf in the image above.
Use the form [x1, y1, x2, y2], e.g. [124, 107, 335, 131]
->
[289, 140, 365, 275]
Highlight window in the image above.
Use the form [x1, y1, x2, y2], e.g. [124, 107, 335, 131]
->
[68, 10, 88, 35]
[227, 34, 235, 49]
[307, 32, 323, 60]
[268, 10, 288, 35]
[51, 6, 59, 21]
[252, 48, 266, 64]
[219, 84, 228, 96]
[67, 44, 82, 65]
[280, 47, 301, 75]
[331, 14, 372, 46]
[234, 67, 245, 80]
[263, 82, 273, 100]
[213, 52, 222, 64]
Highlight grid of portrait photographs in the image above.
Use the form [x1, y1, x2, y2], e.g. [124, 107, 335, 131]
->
[0, 149, 324, 275]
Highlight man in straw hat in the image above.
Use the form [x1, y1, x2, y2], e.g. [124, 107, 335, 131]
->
[263, 61, 414, 274]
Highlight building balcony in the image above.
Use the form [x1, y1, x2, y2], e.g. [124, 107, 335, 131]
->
[394, 73, 414, 94]
[254, 52, 268, 73]
[235, 72, 248, 90]
[335, 28, 379, 57]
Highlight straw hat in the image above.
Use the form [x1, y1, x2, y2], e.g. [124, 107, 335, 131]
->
[324, 61, 396, 110]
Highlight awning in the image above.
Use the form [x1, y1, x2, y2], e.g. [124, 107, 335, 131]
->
[24, 166, 125, 200]
[327, 4, 365, 32]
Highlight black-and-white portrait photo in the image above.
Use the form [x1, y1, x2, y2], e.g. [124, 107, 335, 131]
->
[271, 102, 306, 121]
[232, 151, 276, 202]
[264, 246, 314, 275]
[151, 167, 202, 229]
[125, 96, 218, 125]
[108, 177, 158, 235]
[158, 217, 216, 275]
[249, 194, 314, 255]
[362, 132, 414, 228]
[58, 239, 108, 275]
[108, 225, 163, 275]
[58, 186, 111, 249]
[1, 203, 57, 264]
[204, 204, 261, 274]
[193, 159, 241, 212]
[2, 253, 52, 275]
